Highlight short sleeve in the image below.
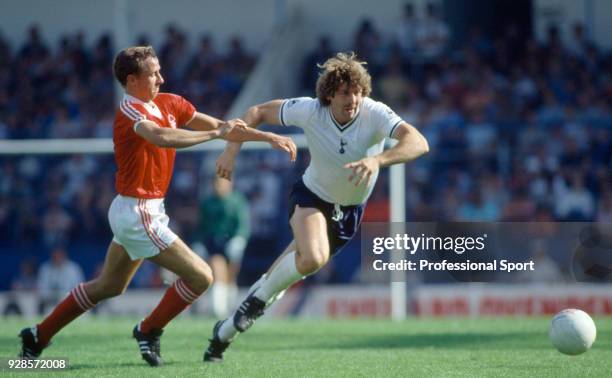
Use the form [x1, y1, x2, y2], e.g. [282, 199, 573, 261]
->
[368, 99, 404, 139]
[172, 95, 196, 126]
[279, 97, 318, 129]
[118, 101, 150, 133]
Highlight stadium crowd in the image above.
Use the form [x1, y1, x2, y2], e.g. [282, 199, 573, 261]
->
[302, 9, 612, 226]
[1, 7, 611, 290]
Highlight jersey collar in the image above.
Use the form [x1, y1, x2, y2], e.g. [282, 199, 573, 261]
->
[123, 93, 162, 118]
[123, 93, 149, 105]
[328, 105, 360, 133]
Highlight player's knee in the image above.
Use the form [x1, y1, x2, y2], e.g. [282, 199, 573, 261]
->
[103, 280, 128, 298]
[88, 278, 126, 300]
[185, 264, 213, 294]
[297, 250, 329, 275]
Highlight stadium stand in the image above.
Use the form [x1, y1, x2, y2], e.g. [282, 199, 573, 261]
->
[1, 12, 611, 290]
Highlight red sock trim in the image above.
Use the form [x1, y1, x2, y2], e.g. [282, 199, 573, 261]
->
[140, 279, 201, 333]
[37, 283, 96, 346]
[71, 283, 95, 311]
[174, 279, 198, 303]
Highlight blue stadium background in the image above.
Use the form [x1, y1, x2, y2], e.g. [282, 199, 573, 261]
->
[1, 0, 611, 291]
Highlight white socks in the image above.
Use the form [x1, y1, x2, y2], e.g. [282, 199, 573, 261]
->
[254, 251, 303, 302]
[211, 282, 229, 319]
[217, 252, 304, 342]
[217, 317, 239, 343]
[227, 283, 238, 310]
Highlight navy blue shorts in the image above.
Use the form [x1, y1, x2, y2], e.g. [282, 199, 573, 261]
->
[288, 179, 364, 256]
[203, 236, 230, 258]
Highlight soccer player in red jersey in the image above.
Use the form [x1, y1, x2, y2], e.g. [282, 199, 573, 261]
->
[18, 46, 297, 367]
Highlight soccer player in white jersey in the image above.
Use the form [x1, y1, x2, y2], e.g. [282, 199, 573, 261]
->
[204, 52, 429, 362]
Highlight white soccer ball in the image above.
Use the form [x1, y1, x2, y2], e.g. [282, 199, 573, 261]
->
[549, 309, 596, 355]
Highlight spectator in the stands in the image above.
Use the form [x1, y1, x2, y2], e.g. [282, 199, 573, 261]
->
[353, 18, 384, 75]
[37, 247, 84, 314]
[415, 2, 449, 62]
[12, 260, 38, 291]
[395, 2, 419, 60]
[302, 36, 334, 92]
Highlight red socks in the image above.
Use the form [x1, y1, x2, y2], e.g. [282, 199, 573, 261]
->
[37, 283, 96, 346]
[140, 279, 200, 333]
[36, 279, 200, 344]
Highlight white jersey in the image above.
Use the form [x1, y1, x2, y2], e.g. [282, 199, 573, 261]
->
[279, 97, 403, 206]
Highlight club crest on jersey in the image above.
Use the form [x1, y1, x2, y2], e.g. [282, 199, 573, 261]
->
[168, 114, 177, 128]
[287, 99, 299, 108]
[339, 138, 347, 154]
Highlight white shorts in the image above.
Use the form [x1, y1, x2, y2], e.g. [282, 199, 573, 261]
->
[108, 195, 178, 260]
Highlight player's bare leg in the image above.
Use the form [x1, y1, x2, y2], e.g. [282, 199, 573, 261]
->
[149, 238, 213, 293]
[20, 242, 142, 358]
[132, 237, 213, 366]
[205, 206, 329, 362]
[85, 242, 144, 301]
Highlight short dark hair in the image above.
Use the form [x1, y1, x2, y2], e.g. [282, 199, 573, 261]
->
[315, 52, 372, 106]
[113, 46, 157, 86]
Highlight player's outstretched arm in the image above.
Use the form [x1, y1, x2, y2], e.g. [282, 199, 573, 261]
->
[216, 100, 294, 180]
[218, 99, 286, 151]
[187, 110, 295, 156]
[243, 100, 285, 128]
[134, 119, 241, 148]
[344, 123, 429, 187]
[186, 111, 285, 144]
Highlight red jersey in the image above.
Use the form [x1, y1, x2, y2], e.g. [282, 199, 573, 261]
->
[114, 93, 196, 198]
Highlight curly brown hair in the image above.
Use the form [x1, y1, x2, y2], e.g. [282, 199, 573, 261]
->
[315, 52, 372, 106]
[113, 46, 158, 87]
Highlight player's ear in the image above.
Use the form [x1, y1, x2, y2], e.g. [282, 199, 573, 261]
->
[126, 73, 138, 86]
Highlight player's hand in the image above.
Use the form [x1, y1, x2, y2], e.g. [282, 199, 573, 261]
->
[217, 118, 247, 137]
[216, 148, 238, 180]
[268, 135, 297, 162]
[344, 157, 380, 187]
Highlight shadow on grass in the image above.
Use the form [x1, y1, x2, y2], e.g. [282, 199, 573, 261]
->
[242, 331, 547, 351]
[246, 325, 612, 352]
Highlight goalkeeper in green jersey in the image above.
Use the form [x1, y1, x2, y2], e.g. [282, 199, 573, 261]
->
[198, 176, 250, 318]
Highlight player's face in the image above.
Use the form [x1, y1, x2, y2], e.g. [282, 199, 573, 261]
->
[328, 83, 363, 124]
[129, 57, 164, 102]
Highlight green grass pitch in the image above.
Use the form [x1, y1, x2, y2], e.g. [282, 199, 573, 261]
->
[1, 317, 610, 377]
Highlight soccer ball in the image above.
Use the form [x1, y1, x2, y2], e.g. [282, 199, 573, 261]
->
[549, 309, 596, 355]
